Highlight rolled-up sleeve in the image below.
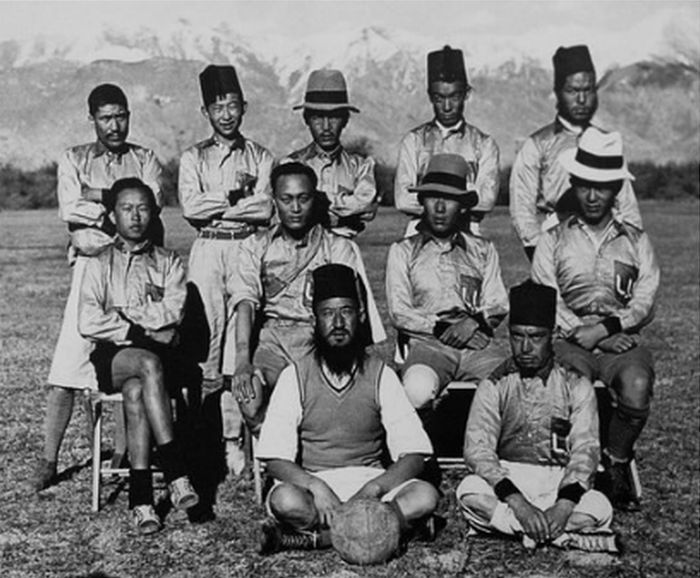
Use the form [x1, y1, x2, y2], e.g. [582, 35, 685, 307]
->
[57, 151, 105, 226]
[394, 134, 423, 216]
[473, 136, 500, 213]
[256, 365, 301, 462]
[230, 235, 264, 310]
[379, 366, 433, 460]
[79, 257, 131, 343]
[480, 243, 509, 326]
[463, 379, 509, 486]
[509, 137, 542, 248]
[618, 232, 659, 331]
[561, 376, 600, 490]
[386, 242, 436, 336]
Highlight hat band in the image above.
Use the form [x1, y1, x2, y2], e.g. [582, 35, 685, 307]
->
[575, 149, 624, 170]
[421, 171, 466, 190]
[305, 90, 349, 104]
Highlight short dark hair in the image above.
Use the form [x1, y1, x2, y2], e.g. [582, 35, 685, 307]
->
[105, 178, 158, 214]
[88, 84, 129, 115]
[270, 161, 318, 193]
[570, 175, 624, 195]
[302, 108, 350, 125]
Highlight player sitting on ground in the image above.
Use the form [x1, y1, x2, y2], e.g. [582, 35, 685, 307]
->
[457, 281, 617, 552]
[79, 178, 198, 534]
[255, 264, 439, 555]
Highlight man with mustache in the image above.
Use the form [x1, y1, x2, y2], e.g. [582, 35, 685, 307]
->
[395, 45, 500, 235]
[457, 281, 616, 552]
[35, 84, 164, 492]
[285, 69, 378, 238]
[178, 64, 274, 475]
[510, 44, 643, 260]
[531, 128, 659, 511]
[255, 263, 437, 554]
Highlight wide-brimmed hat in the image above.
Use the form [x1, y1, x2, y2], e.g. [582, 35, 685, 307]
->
[409, 154, 478, 206]
[559, 128, 635, 182]
[293, 69, 359, 113]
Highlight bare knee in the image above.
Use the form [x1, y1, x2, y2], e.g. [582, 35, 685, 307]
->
[269, 483, 317, 528]
[403, 365, 439, 409]
[617, 370, 652, 409]
[137, 351, 164, 383]
[121, 379, 143, 406]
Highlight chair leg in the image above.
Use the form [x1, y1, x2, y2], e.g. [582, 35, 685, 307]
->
[252, 436, 263, 506]
[91, 398, 103, 513]
[110, 402, 127, 469]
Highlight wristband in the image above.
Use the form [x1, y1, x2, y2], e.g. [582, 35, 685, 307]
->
[494, 478, 521, 501]
[556, 482, 586, 504]
[600, 317, 622, 336]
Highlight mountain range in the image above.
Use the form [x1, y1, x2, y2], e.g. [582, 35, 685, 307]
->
[0, 20, 698, 170]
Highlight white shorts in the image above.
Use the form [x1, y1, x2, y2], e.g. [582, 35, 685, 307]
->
[47, 256, 97, 390]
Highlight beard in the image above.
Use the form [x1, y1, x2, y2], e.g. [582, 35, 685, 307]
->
[313, 329, 367, 376]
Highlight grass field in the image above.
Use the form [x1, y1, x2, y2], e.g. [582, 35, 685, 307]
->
[0, 202, 698, 578]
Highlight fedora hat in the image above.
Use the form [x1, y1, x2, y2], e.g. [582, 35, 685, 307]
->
[559, 128, 634, 182]
[293, 69, 359, 113]
[409, 154, 478, 206]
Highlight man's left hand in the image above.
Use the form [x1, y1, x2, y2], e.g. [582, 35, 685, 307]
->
[569, 324, 608, 350]
[544, 499, 575, 540]
[439, 317, 480, 349]
[597, 333, 637, 353]
[464, 329, 491, 350]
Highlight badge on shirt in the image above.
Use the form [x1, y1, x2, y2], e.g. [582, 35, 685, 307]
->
[303, 271, 314, 307]
[145, 283, 164, 303]
[551, 416, 572, 459]
[459, 275, 482, 313]
[613, 261, 638, 305]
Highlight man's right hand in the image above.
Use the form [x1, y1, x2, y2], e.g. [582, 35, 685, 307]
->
[439, 316, 480, 349]
[232, 363, 258, 404]
[506, 493, 550, 544]
[308, 478, 342, 527]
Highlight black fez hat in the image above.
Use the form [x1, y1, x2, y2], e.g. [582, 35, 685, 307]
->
[88, 84, 128, 115]
[552, 45, 596, 91]
[199, 64, 243, 106]
[311, 264, 362, 308]
[427, 45, 468, 88]
[509, 280, 557, 329]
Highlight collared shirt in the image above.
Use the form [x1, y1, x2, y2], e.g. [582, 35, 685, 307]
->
[385, 228, 508, 337]
[394, 118, 500, 215]
[509, 116, 643, 248]
[464, 362, 600, 491]
[531, 214, 659, 335]
[256, 358, 433, 464]
[285, 143, 377, 218]
[177, 134, 274, 228]
[78, 239, 187, 343]
[57, 141, 163, 253]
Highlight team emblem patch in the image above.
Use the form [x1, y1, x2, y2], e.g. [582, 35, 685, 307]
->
[144, 283, 164, 302]
[459, 275, 481, 313]
[613, 261, 638, 305]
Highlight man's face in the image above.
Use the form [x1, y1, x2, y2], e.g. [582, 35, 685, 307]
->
[274, 173, 315, 234]
[91, 104, 129, 151]
[510, 324, 552, 373]
[574, 181, 616, 226]
[202, 92, 246, 140]
[306, 110, 347, 151]
[315, 297, 360, 348]
[111, 188, 153, 243]
[556, 71, 598, 126]
[429, 81, 467, 127]
[421, 193, 464, 237]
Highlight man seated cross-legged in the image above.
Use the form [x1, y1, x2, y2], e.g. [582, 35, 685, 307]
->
[457, 281, 616, 552]
[78, 178, 198, 534]
[255, 264, 439, 555]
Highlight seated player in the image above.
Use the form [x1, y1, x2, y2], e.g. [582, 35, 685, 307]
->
[255, 264, 439, 554]
[230, 162, 384, 432]
[79, 178, 198, 534]
[531, 128, 659, 511]
[457, 281, 616, 551]
[285, 68, 378, 238]
[386, 153, 508, 418]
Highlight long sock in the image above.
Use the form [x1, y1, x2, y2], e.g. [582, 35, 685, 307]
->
[157, 439, 187, 483]
[607, 402, 649, 461]
[42, 386, 75, 462]
[129, 469, 153, 508]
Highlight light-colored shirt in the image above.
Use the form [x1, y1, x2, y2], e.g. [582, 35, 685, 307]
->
[285, 142, 377, 221]
[509, 117, 643, 248]
[57, 141, 163, 255]
[177, 134, 274, 228]
[256, 357, 433, 464]
[78, 239, 187, 343]
[531, 215, 659, 335]
[394, 119, 500, 216]
[386, 229, 508, 337]
[464, 361, 600, 491]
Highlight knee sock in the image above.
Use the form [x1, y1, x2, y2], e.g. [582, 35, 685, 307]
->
[157, 439, 187, 483]
[129, 469, 153, 508]
[606, 402, 649, 461]
[42, 387, 75, 462]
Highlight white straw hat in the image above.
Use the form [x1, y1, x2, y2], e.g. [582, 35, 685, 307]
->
[559, 128, 635, 182]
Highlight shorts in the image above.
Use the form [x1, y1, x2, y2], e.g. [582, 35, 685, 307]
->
[254, 320, 314, 388]
[404, 335, 506, 391]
